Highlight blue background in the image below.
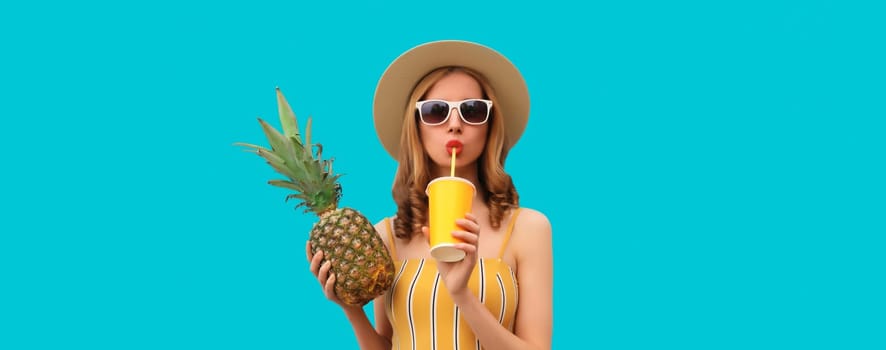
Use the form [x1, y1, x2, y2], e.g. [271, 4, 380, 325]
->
[2, 1, 883, 349]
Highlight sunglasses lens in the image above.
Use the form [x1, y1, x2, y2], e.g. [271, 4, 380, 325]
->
[460, 100, 489, 124]
[419, 101, 449, 124]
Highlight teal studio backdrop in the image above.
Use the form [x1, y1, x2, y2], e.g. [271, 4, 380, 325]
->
[1, 1, 883, 349]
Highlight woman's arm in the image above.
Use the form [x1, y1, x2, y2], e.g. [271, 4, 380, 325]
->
[305, 219, 395, 349]
[449, 208, 553, 350]
[336, 294, 391, 350]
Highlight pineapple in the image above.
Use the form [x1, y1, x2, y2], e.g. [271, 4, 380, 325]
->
[235, 88, 394, 306]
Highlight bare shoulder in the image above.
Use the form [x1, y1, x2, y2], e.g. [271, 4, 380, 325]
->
[511, 207, 552, 249]
[515, 207, 552, 234]
[373, 217, 390, 235]
[373, 216, 394, 247]
[510, 207, 553, 270]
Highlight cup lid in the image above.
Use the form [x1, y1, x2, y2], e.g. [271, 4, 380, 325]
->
[425, 176, 476, 195]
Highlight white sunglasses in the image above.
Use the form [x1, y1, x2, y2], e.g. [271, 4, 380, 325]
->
[415, 99, 493, 125]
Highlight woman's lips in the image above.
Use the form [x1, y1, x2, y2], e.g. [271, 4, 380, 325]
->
[446, 140, 463, 155]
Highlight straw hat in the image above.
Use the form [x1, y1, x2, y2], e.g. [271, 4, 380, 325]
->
[372, 40, 530, 159]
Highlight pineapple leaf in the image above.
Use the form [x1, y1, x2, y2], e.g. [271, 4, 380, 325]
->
[258, 150, 300, 179]
[324, 158, 335, 177]
[276, 87, 300, 140]
[305, 116, 313, 150]
[238, 88, 345, 216]
[255, 148, 286, 165]
[313, 143, 323, 161]
[267, 162, 299, 180]
[232, 142, 269, 152]
[285, 193, 306, 203]
[325, 173, 344, 185]
[307, 159, 323, 180]
[268, 180, 302, 192]
[257, 118, 298, 163]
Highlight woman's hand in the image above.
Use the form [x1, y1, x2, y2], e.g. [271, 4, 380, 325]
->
[426, 213, 481, 299]
[306, 241, 363, 311]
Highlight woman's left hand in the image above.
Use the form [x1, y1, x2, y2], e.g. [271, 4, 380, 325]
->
[425, 213, 481, 299]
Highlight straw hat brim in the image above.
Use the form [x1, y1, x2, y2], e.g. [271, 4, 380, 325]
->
[372, 40, 529, 159]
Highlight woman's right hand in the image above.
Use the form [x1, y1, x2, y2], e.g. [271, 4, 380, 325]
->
[306, 241, 362, 310]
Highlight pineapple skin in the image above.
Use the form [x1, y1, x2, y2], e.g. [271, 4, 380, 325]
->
[311, 207, 395, 306]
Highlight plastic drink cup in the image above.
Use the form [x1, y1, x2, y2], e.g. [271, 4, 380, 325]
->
[426, 176, 475, 262]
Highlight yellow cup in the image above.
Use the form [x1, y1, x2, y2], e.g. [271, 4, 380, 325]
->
[426, 176, 475, 262]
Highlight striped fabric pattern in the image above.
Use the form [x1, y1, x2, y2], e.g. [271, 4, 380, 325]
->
[384, 209, 521, 350]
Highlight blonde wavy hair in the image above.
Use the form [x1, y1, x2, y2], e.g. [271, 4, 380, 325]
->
[392, 67, 519, 240]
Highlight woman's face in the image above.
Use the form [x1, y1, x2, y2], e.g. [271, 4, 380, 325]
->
[418, 71, 489, 173]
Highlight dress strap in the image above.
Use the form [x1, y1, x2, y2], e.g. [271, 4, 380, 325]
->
[497, 208, 522, 258]
[385, 217, 398, 260]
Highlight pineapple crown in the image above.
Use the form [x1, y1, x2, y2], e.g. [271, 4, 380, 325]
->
[235, 88, 343, 216]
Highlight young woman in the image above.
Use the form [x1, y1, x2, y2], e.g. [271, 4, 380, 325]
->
[308, 40, 553, 350]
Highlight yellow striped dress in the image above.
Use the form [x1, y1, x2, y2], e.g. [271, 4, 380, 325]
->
[383, 209, 521, 350]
